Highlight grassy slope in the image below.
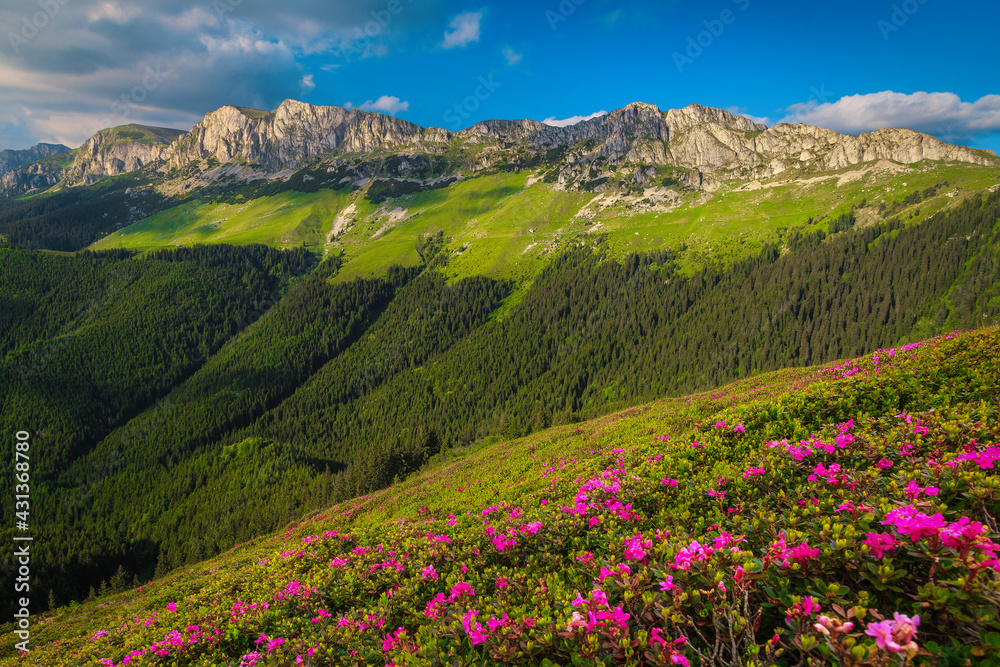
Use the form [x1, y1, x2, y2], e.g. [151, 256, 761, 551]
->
[9, 328, 999, 666]
[92, 189, 354, 251]
[91, 162, 999, 282]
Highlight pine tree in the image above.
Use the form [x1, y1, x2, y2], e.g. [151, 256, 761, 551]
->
[154, 551, 170, 579]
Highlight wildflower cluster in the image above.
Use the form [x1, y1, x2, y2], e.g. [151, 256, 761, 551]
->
[21, 329, 1000, 666]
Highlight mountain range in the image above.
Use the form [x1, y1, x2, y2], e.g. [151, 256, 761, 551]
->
[2, 100, 995, 200]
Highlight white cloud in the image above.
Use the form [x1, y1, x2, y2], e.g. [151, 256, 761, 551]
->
[0, 1, 443, 149]
[441, 12, 482, 49]
[542, 110, 608, 127]
[301, 74, 315, 92]
[86, 2, 142, 25]
[780, 91, 1000, 143]
[502, 47, 522, 66]
[725, 106, 771, 126]
[345, 95, 410, 116]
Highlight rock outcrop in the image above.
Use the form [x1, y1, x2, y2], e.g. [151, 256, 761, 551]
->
[0, 160, 65, 196]
[165, 100, 451, 173]
[3, 100, 995, 198]
[0, 143, 70, 177]
[63, 125, 184, 184]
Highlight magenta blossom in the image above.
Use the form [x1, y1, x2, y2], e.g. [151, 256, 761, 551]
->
[865, 613, 920, 653]
[864, 532, 899, 559]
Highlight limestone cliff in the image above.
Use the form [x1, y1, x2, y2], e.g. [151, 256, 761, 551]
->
[3, 100, 995, 198]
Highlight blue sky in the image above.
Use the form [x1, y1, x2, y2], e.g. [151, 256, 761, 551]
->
[1, 0, 998, 152]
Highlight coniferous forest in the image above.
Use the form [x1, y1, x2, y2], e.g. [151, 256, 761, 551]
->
[1, 190, 999, 616]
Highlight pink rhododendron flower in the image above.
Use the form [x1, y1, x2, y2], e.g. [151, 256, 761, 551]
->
[903, 480, 940, 500]
[595, 606, 631, 631]
[623, 532, 652, 561]
[865, 613, 920, 653]
[864, 532, 899, 558]
[520, 521, 542, 535]
[486, 613, 509, 633]
[449, 581, 475, 600]
[940, 517, 989, 552]
[659, 576, 678, 591]
[786, 596, 821, 621]
[461, 609, 488, 645]
[882, 507, 947, 542]
[672, 540, 713, 570]
[423, 593, 447, 620]
[770, 534, 820, 567]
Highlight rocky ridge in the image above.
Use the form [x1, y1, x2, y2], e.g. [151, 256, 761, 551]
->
[63, 125, 184, 184]
[1, 100, 995, 198]
[0, 143, 69, 176]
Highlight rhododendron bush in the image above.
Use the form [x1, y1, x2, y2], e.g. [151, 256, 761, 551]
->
[8, 329, 1000, 666]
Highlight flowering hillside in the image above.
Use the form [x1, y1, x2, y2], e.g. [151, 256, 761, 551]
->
[6, 329, 1000, 667]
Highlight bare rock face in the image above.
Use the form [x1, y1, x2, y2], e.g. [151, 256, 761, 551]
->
[33, 124, 184, 191]
[3, 99, 996, 199]
[166, 100, 451, 172]
[0, 143, 70, 177]
[0, 160, 64, 196]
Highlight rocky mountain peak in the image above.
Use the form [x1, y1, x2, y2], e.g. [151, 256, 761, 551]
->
[64, 124, 183, 184]
[166, 100, 449, 174]
[0, 142, 70, 177]
[2, 99, 996, 200]
[665, 104, 765, 133]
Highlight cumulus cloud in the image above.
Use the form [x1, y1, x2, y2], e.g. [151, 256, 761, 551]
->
[502, 46, 522, 66]
[0, 0, 445, 149]
[725, 106, 772, 126]
[441, 11, 482, 49]
[542, 110, 608, 127]
[345, 95, 410, 116]
[780, 91, 1000, 144]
